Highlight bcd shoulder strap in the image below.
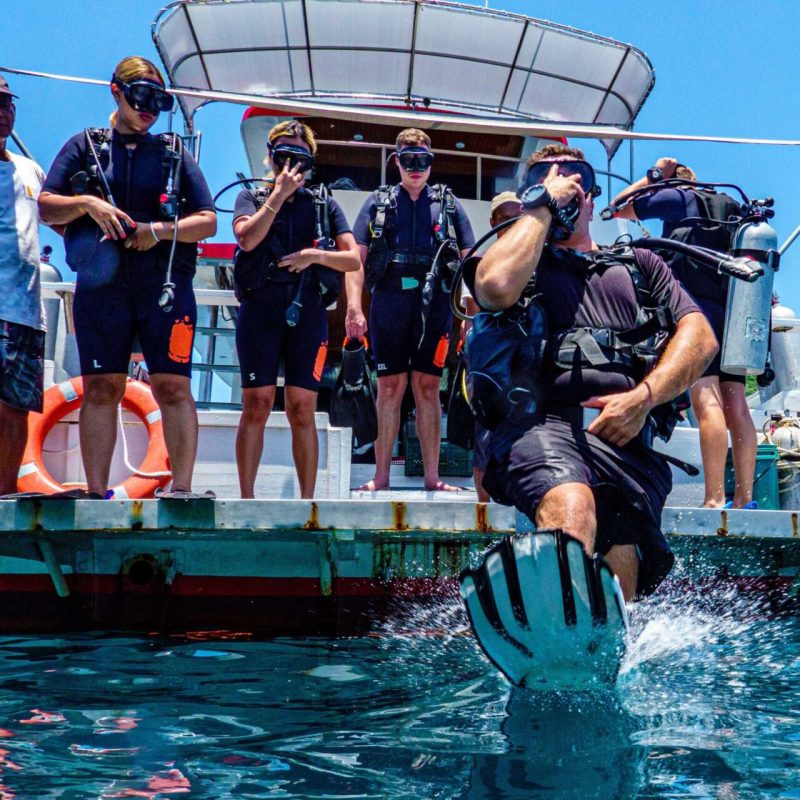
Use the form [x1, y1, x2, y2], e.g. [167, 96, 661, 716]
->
[371, 185, 396, 239]
[83, 128, 182, 207]
[311, 183, 332, 244]
[553, 247, 674, 369]
[432, 183, 459, 244]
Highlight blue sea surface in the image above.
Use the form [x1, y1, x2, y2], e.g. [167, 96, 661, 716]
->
[0, 596, 797, 799]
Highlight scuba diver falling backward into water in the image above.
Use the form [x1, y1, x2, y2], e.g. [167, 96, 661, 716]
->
[231, 120, 360, 499]
[459, 143, 718, 689]
[38, 56, 217, 499]
[346, 128, 476, 493]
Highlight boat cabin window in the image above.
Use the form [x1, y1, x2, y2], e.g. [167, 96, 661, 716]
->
[305, 117, 526, 201]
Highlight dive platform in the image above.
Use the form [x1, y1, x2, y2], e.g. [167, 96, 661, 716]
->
[0, 498, 797, 636]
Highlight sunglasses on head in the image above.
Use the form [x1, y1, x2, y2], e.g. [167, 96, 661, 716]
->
[523, 159, 602, 198]
[270, 145, 314, 174]
[113, 77, 174, 115]
[397, 149, 434, 173]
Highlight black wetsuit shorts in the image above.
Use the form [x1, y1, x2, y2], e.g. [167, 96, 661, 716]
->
[483, 410, 675, 597]
[73, 259, 196, 378]
[369, 265, 451, 377]
[236, 281, 328, 392]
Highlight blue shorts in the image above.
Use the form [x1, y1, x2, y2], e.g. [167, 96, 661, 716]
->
[236, 282, 328, 391]
[0, 320, 45, 413]
[483, 410, 674, 597]
[73, 264, 196, 378]
[370, 267, 451, 377]
[695, 297, 745, 384]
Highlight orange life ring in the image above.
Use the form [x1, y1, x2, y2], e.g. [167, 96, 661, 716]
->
[17, 377, 171, 499]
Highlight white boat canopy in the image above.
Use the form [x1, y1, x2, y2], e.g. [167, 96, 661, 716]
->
[152, 0, 655, 157]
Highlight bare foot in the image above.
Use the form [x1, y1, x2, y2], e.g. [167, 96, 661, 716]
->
[424, 480, 468, 493]
[356, 479, 390, 492]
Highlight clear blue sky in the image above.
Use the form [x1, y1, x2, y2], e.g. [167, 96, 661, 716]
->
[5, 0, 800, 307]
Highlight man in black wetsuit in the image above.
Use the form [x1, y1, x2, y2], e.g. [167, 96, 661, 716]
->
[611, 158, 758, 509]
[347, 128, 475, 492]
[470, 144, 717, 601]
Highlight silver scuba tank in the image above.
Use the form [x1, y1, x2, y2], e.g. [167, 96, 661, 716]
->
[720, 215, 779, 375]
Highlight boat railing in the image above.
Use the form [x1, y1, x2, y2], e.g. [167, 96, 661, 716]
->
[41, 281, 800, 410]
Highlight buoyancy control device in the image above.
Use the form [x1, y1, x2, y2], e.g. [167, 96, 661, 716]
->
[69, 128, 185, 312]
[601, 178, 780, 375]
[364, 183, 459, 293]
[71, 127, 184, 235]
[455, 242, 677, 434]
[219, 179, 340, 313]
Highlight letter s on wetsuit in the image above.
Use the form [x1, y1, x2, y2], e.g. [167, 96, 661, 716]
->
[232, 185, 352, 391]
[352, 183, 475, 378]
[465, 244, 702, 598]
[42, 129, 214, 378]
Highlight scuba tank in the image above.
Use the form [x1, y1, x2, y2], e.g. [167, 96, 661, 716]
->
[721, 201, 780, 375]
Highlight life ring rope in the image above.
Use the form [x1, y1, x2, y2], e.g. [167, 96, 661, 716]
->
[116, 405, 171, 478]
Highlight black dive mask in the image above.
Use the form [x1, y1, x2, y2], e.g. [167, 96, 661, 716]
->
[397, 148, 434, 173]
[270, 145, 314, 174]
[523, 159, 602, 199]
[113, 78, 174, 115]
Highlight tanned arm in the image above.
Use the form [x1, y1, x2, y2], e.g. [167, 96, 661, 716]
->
[344, 244, 368, 339]
[476, 167, 580, 310]
[610, 157, 680, 221]
[584, 310, 718, 446]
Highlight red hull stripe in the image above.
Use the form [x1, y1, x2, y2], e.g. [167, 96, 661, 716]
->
[0, 574, 462, 598]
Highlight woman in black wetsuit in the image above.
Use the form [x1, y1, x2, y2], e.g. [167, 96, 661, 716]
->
[39, 55, 217, 498]
[232, 120, 360, 498]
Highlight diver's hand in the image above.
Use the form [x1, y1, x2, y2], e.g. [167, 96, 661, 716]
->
[278, 249, 316, 274]
[542, 164, 582, 209]
[582, 383, 653, 447]
[124, 223, 159, 251]
[654, 157, 679, 179]
[345, 305, 368, 339]
[272, 162, 304, 203]
[83, 195, 136, 241]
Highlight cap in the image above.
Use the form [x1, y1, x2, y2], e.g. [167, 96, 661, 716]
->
[490, 191, 521, 216]
[0, 76, 17, 99]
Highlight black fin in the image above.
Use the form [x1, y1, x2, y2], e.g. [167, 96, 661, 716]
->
[330, 339, 377, 447]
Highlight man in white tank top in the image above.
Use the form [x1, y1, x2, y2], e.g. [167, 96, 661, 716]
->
[0, 76, 46, 495]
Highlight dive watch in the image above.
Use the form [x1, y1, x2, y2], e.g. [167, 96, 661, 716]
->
[519, 184, 557, 215]
[646, 167, 663, 184]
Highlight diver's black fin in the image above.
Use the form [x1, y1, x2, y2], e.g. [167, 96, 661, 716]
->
[460, 530, 628, 690]
[446, 351, 476, 450]
[329, 338, 378, 449]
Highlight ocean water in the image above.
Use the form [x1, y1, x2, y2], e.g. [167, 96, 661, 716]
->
[0, 596, 797, 799]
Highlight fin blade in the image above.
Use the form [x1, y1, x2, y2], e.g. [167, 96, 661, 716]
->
[462, 530, 629, 690]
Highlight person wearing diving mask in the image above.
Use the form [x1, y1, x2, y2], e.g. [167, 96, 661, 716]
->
[232, 120, 360, 499]
[38, 56, 217, 498]
[610, 158, 758, 510]
[347, 128, 475, 493]
[469, 143, 718, 604]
